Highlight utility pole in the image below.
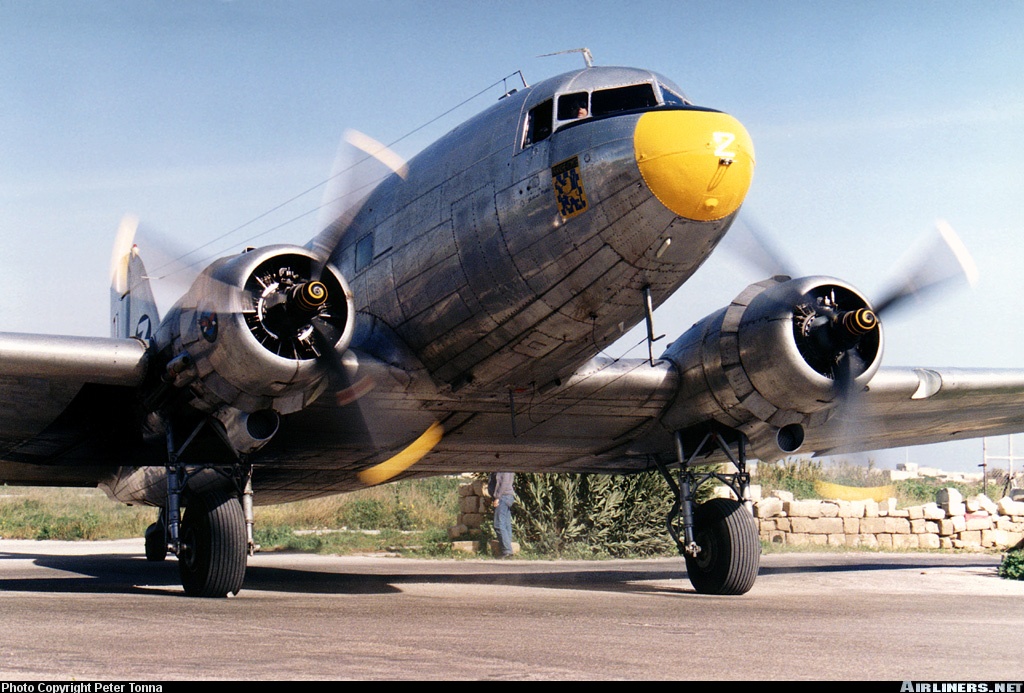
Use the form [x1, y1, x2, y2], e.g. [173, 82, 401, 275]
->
[983, 435, 1022, 496]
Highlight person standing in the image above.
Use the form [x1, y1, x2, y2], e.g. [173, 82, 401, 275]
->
[487, 471, 515, 557]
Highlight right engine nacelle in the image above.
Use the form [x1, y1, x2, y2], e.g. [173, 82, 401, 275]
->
[660, 275, 883, 452]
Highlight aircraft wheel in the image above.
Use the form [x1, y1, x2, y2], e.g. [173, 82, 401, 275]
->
[178, 491, 247, 598]
[684, 498, 760, 595]
[144, 516, 166, 562]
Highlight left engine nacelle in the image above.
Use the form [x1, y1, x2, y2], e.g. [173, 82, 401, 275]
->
[660, 275, 883, 453]
[153, 244, 355, 417]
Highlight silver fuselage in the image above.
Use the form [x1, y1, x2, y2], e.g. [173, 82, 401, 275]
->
[323, 67, 738, 393]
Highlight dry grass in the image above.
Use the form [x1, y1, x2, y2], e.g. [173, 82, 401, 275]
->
[0, 477, 463, 545]
[0, 486, 153, 540]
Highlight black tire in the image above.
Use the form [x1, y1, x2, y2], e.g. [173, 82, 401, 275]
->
[178, 491, 247, 598]
[144, 517, 166, 562]
[684, 498, 760, 595]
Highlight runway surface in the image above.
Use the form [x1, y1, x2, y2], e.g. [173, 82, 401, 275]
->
[1, 539, 1022, 680]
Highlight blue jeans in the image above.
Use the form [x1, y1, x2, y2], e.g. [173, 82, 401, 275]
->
[495, 494, 514, 556]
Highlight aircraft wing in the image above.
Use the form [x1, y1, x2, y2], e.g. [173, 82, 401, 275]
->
[4, 328, 1023, 484]
[792, 367, 1024, 457]
[0, 332, 149, 386]
[250, 353, 1024, 501]
[421, 362, 1024, 469]
[0, 332, 148, 483]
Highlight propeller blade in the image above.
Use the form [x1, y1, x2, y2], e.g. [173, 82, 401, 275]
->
[109, 215, 235, 318]
[109, 213, 139, 294]
[833, 345, 868, 402]
[310, 129, 409, 268]
[823, 221, 977, 456]
[320, 343, 435, 485]
[344, 129, 409, 181]
[725, 213, 800, 279]
[872, 220, 978, 316]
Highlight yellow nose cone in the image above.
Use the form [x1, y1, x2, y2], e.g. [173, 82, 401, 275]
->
[634, 110, 755, 222]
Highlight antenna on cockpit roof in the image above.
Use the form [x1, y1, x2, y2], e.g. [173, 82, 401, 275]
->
[539, 47, 594, 68]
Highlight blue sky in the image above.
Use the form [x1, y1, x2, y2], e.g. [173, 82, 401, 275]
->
[2, 1, 1023, 474]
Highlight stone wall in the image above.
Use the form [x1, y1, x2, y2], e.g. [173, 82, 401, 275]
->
[753, 488, 1024, 550]
[448, 479, 520, 555]
[449, 478, 490, 540]
[449, 477, 1024, 553]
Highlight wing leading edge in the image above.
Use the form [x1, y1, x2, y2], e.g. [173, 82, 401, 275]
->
[527, 362, 1024, 470]
[0, 332, 148, 385]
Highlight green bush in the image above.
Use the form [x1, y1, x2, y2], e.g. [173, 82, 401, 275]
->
[0, 479, 462, 544]
[892, 478, 980, 506]
[824, 459, 890, 487]
[340, 497, 391, 529]
[511, 470, 679, 558]
[998, 550, 1024, 580]
[755, 458, 822, 499]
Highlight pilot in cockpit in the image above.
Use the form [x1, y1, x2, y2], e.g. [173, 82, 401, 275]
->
[561, 92, 589, 120]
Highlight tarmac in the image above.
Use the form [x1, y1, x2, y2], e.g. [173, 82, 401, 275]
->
[0, 539, 1022, 680]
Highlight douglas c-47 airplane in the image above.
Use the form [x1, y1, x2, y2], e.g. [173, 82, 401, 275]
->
[3, 62, 1024, 597]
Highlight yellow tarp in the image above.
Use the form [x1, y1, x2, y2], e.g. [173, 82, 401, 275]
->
[814, 480, 894, 502]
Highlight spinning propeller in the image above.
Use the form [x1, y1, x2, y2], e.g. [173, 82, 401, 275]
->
[113, 130, 433, 481]
[730, 215, 978, 405]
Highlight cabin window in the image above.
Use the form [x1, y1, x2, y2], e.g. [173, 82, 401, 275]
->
[523, 99, 553, 146]
[591, 83, 658, 117]
[355, 233, 373, 271]
[557, 91, 590, 120]
[661, 86, 688, 106]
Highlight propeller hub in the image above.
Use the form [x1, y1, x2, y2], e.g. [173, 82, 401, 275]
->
[292, 281, 329, 314]
[839, 307, 878, 337]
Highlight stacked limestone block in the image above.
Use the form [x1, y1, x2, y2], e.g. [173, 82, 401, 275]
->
[754, 488, 1024, 550]
[448, 479, 520, 556]
[449, 479, 490, 542]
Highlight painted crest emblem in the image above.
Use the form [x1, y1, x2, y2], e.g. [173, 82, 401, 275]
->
[199, 311, 218, 343]
[552, 156, 588, 219]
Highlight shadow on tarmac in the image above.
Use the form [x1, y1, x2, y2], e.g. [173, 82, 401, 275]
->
[0, 545, 1002, 598]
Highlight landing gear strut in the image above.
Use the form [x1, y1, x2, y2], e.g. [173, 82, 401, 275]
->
[159, 464, 250, 597]
[155, 420, 253, 597]
[655, 429, 760, 595]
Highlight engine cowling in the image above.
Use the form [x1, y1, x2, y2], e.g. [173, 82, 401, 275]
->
[153, 244, 355, 419]
[660, 275, 883, 453]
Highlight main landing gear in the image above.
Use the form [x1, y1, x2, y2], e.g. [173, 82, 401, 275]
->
[145, 463, 254, 597]
[176, 489, 247, 597]
[144, 418, 258, 597]
[655, 429, 760, 595]
[145, 464, 253, 597]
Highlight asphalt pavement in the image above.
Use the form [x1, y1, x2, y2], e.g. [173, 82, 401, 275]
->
[0, 539, 1021, 680]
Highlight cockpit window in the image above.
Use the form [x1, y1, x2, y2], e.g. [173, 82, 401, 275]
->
[523, 81, 683, 148]
[523, 99, 553, 146]
[591, 83, 658, 117]
[661, 86, 688, 106]
[557, 91, 590, 120]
